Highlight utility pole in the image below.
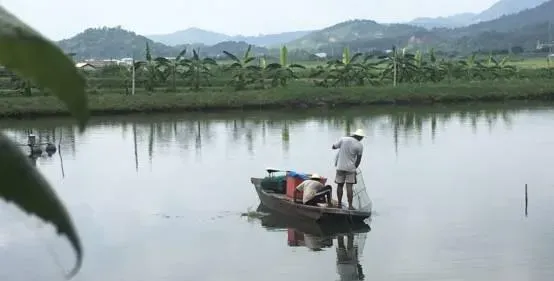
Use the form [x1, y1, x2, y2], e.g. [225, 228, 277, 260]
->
[131, 58, 136, 96]
[131, 48, 136, 96]
[536, 22, 554, 53]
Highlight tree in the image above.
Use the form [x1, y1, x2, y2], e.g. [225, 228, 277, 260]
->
[0, 5, 86, 279]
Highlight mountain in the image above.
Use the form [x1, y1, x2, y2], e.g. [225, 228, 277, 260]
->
[456, 0, 554, 35]
[287, 19, 427, 50]
[57, 27, 271, 60]
[408, 13, 476, 29]
[185, 41, 270, 58]
[229, 31, 313, 47]
[285, 0, 554, 54]
[56, 0, 554, 61]
[58, 26, 177, 59]
[407, 0, 550, 29]
[452, 22, 552, 52]
[147, 28, 312, 47]
[473, 0, 550, 22]
[147, 27, 230, 46]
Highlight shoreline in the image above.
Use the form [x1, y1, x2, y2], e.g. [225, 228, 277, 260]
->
[1, 80, 554, 119]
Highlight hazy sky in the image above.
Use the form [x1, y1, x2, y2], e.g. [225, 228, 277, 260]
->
[2, 0, 500, 41]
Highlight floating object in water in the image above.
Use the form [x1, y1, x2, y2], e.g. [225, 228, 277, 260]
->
[30, 145, 42, 155]
[27, 134, 36, 146]
[45, 143, 57, 155]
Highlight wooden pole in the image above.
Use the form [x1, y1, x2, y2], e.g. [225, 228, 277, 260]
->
[524, 184, 528, 217]
[131, 58, 136, 96]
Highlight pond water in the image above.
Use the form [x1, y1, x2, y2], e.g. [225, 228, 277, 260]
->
[1, 102, 554, 281]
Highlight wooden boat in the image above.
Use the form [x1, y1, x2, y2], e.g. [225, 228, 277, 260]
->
[256, 204, 371, 236]
[251, 174, 372, 223]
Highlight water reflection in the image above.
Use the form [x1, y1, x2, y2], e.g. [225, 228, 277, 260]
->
[525, 183, 529, 217]
[1, 103, 535, 161]
[255, 205, 370, 281]
[1, 102, 554, 281]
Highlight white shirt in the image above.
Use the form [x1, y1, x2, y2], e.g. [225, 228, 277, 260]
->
[296, 179, 324, 204]
[333, 136, 363, 172]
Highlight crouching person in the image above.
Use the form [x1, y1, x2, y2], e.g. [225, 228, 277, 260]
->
[294, 174, 333, 207]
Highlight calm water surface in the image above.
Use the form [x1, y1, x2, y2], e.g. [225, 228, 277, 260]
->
[1, 103, 554, 281]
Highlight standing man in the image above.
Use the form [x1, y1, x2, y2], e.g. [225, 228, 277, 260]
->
[332, 129, 364, 210]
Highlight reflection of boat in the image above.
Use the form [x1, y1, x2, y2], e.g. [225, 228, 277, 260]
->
[255, 205, 369, 281]
[251, 175, 371, 223]
[257, 204, 371, 236]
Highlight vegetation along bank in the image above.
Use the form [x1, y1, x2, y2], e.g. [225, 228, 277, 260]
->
[1, 45, 554, 118]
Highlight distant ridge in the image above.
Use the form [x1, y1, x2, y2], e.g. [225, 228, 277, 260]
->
[146, 27, 313, 47]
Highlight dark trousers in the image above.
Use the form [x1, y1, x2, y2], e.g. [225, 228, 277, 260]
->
[305, 185, 332, 206]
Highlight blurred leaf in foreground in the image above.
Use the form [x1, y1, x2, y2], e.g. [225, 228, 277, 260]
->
[0, 5, 89, 279]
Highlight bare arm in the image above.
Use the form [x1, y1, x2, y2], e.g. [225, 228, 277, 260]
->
[355, 144, 363, 168]
[332, 138, 342, 150]
[355, 154, 362, 168]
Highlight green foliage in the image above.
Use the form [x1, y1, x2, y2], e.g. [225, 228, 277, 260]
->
[0, 5, 87, 279]
[308, 47, 530, 88]
[265, 46, 306, 87]
[155, 48, 188, 92]
[223, 45, 262, 90]
[4, 41, 554, 98]
[182, 49, 218, 91]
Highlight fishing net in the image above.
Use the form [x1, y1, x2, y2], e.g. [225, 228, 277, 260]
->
[351, 168, 372, 212]
[260, 175, 287, 194]
[354, 231, 368, 257]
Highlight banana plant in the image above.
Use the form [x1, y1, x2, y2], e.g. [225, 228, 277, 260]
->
[410, 50, 426, 84]
[484, 54, 517, 79]
[222, 45, 262, 90]
[381, 47, 418, 85]
[325, 46, 365, 87]
[265, 45, 305, 87]
[154, 48, 187, 92]
[257, 55, 268, 89]
[457, 53, 485, 81]
[359, 54, 386, 85]
[134, 42, 164, 92]
[438, 59, 459, 83]
[423, 48, 442, 83]
[181, 49, 217, 91]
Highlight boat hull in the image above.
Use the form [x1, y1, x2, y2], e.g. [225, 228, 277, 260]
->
[257, 204, 371, 236]
[251, 177, 371, 223]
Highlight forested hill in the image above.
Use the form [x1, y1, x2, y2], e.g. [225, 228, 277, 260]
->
[57, 27, 271, 59]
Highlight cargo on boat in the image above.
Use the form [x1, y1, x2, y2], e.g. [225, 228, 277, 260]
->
[251, 168, 372, 223]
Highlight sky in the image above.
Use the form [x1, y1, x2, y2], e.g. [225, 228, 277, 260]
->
[1, 0, 500, 41]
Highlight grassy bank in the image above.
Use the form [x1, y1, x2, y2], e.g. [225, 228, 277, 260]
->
[0, 80, 553, 119]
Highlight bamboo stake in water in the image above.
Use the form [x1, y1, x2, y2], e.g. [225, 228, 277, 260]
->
[524, 184, 528, 217]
